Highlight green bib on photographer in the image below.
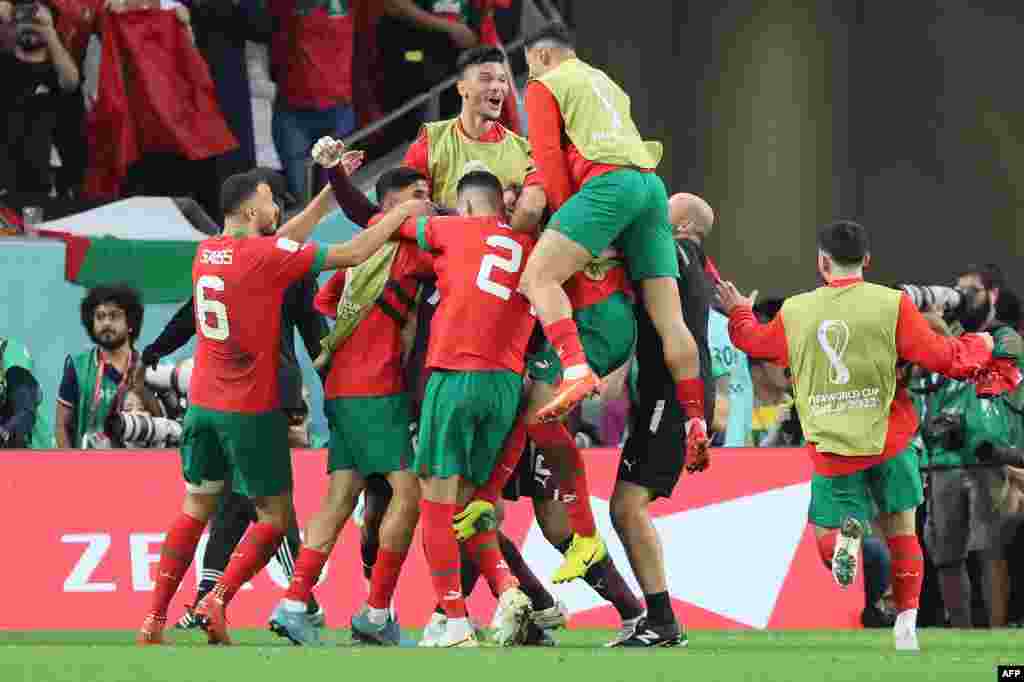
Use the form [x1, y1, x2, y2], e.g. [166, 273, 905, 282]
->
[783, 283, 901, 456]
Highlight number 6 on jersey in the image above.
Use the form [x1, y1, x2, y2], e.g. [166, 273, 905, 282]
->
[196, 275, 230, 341]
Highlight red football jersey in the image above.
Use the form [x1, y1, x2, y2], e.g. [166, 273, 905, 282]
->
[403, 215, 536, 374]
[189, 234, 325, 413]
[316, 241, 434, 398]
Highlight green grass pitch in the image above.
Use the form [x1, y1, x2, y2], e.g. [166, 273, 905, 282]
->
[1, 629, 1019, 682]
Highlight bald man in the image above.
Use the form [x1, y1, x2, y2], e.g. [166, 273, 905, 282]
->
[669, 194, 753, 447]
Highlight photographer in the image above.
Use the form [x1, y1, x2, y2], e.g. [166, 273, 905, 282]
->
[0, 0, 80, 197]
[104, 383, 184, 449]
[919, 264, 1023, 628]
[1, 337, 54, 448]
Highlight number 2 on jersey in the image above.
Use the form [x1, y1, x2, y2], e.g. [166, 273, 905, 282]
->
[476, 235, 523, 301]
[196, 275, 230, 341]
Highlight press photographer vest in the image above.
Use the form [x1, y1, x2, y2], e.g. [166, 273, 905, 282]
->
[423, 119, 532, 208]
[783, 282, 901, 456]
[534, 58, 661, 169]
[71, 348, 132, 448]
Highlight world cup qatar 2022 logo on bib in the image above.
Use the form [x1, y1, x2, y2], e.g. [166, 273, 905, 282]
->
[817, 320, 851, 385]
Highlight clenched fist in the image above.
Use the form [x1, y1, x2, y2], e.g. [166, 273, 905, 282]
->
[312, 136, 346, 169]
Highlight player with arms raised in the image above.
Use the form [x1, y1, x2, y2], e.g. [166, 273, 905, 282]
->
[718, 220, 994, 651]
[137, 172, 414, 645]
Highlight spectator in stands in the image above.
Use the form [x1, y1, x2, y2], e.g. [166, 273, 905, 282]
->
[0, 0, 80, 200]
[377, 0, 480, 144]
[1, 337, 54, 448]
[56, 284, 144, 448]
[268, 0, 356, 203]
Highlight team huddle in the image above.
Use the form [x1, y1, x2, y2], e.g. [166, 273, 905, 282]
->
[136, 25, 1002, 652]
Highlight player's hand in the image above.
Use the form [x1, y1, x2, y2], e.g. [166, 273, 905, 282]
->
[715, 280, 757, 315]
[446, 21, 479, 49]
[312, 349, 331, 371]
[921, 304, 951, 337]
[311, 136, 346, 169]
[341, 150, 365, 176]
[398, 199, 435, 218]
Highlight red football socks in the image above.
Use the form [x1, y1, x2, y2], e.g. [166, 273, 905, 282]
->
[464, 530, 519, 597]
[367, 548, 408, 610]
[544, 318, 587, 370]
[148, 513, 205, 618]
[475, 417, 529, 504]
[816, 529, 838, 568]
[887, 534, 924, 611]
[212, 522, 283, 606]
[420, 500, 466, 618]
[676, 377, 706, 420]
[285, 547, 329, 604]
[528, 421, 597, 537]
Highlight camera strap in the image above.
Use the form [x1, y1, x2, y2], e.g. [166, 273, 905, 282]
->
[89, 347, 137, 433]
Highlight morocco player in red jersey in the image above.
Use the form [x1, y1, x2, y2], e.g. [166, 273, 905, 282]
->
[396, 170, 536, 647]
[268, 168, 435, 647]
[137, 171, 415, 646]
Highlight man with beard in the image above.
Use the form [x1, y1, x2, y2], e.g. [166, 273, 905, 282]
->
[922, 264, 1024, 629]
[137, 171, 414, 645]
[140, 169, 330, 631]
[57, 285, 145, 449]
[718, 221, 996, 651]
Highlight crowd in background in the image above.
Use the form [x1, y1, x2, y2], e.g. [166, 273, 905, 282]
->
[1, 0, 534, 225]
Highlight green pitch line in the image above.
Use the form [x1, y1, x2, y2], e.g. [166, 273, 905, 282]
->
[1, 629, 1019, 682]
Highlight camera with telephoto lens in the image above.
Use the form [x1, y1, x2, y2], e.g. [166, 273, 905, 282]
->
[898, 284, 984, 322]
[921, 412, 966, 452]
[13, 2, 47, 51]
[106, 411, 183, 447]
[144, 361, 192, 418]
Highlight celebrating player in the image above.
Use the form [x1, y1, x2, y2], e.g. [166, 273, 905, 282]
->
[396, 170, 537, 647]
[517, 25, 709, 469]
[718, 220, 994, 651]
[267, 168, 434, 647]
[137, 172, 417, 646]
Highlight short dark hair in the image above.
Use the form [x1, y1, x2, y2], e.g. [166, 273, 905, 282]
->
[220, 171, 267, 218]
[959, 263, 1005, 291]
[375, 167, 428, 202]
[81, 284, 144, 344]
[457, 170, 504, 205]
[817, 220, 869, 267]
[524, 23, 575, 51]
[457, 46, 507, 77]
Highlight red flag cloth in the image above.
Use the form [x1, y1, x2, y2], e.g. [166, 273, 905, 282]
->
[84, 11, 238, 199]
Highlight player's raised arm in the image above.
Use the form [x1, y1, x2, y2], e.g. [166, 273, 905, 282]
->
[322, 199, 433, 270]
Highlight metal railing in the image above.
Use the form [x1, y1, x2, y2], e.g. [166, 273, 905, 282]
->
[304, 0, 567, 202]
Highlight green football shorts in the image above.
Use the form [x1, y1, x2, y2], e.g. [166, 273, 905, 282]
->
[415, 370, 522, 486]
[180, 405, 291, 498]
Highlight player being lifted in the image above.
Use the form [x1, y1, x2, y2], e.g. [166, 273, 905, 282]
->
[719, 220, 994, 651]
[267, 168, 435, 647]
[137, 172, 414, 645]
[517, 25, 710, 472]
[321, 46, 643, 632]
